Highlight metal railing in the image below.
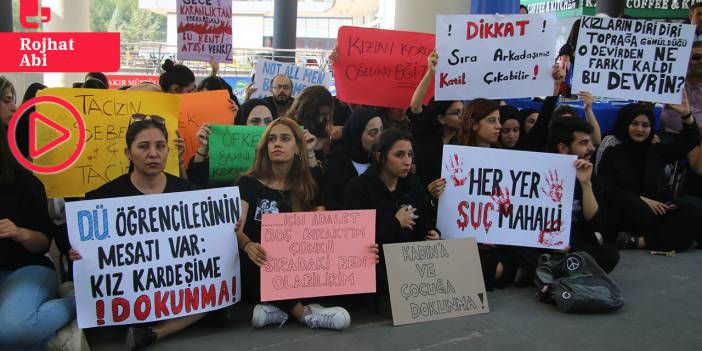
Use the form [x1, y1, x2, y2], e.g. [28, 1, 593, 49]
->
[118, 42, 334, 76]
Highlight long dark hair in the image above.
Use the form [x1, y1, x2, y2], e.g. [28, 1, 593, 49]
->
[198, 76, 240, 108]
[458, 98, 500, 146]
[0, 123, 16, 185]
[243, 118, 317, 211]
[288, 85, 334, 138]
[16, 83, 47, 158]
[369, 128, 413, 175]
[159, 59, 195, 93]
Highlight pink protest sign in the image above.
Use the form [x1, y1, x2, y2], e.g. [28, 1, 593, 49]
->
[260, 210, 376, 302]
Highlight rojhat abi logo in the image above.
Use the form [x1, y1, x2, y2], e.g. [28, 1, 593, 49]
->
[0, 1, 120, 72]
[19, 0, 51, 29]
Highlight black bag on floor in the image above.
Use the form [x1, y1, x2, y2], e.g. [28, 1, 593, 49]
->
[535, 251, 624, 313]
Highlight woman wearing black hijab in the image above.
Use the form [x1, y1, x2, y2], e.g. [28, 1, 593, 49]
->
[598, 100, 702, 251]
[323, 107, 383, 210]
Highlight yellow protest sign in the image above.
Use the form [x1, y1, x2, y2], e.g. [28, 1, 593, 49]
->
[34, 88, 181, 198]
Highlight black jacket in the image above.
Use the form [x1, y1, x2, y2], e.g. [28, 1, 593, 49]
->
[571, 175, 616, 246]
[514, 96, 558, 152]
[323, 155, 360, 210]
[344, 169, 434, 245]
[407, 107, 452, 187]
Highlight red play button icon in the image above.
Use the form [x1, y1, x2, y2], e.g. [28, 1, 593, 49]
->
[29, 110, 71, 158]
[7, 95, 86, 174]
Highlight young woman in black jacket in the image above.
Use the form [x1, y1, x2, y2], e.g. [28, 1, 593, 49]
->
[408, 50, 465, 189]
[599, 99, 702, 251]
[323, 107, 383, 210]
[344, 129, 440, 293]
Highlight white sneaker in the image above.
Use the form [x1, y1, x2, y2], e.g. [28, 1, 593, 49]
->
[303, 304, 350, 330]
[47, 319, 90, 351]
[252, 303, 289, 328]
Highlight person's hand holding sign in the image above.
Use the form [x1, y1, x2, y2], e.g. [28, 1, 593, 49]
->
[669, 89, 692, 122]
[428, 49, 438, 73]
[370, 243, 380, 264]
[425, 229, 440, 240]
[574, 159, 593, 184]
[551, 63, 566, 96]
[578, 91, 594, 112]
[427, 178, 447, 199]
[244, 241, 268, 267]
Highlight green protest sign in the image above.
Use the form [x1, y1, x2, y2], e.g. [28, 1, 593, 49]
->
[209, 124, 267, 182]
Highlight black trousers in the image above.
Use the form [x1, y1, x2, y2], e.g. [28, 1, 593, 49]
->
[617, 196, 701, 251]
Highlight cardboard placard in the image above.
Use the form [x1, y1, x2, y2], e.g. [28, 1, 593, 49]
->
[208, 124, 266, 183]
[334, 26, 435, 109]
[34, 88, 180, 198]
[177, 0, 233, 62]
[260, 210, 377, 301]
[437, 145, 576, 250]
[571, 16, 694, 104]
[435, 14, 558, 100]
[384, 238, 488, 326]
[252, 59, 331, 99]
[66, 187, 242, 328]
[178, 90, 235, 170]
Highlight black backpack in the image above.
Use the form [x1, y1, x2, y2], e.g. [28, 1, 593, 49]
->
[534, 251, 624, 313]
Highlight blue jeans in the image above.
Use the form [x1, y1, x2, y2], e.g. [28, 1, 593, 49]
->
[0, 265, 76, 351]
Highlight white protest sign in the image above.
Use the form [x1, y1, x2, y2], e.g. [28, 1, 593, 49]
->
[437, 145, 576, 250]
[177, 0, 233, 63]
[435, 14, 558, 100]
[66, 187, 241, 328]
[252, 59, 331, 99]
[572, 16, 694, 104]
[384, 238, 488, 326]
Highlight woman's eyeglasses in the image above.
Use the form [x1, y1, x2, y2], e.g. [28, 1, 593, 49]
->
[131, 114, 166, 124]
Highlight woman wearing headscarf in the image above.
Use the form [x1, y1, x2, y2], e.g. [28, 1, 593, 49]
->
[323, 107, 383, 210]
[599, 97, 702, 251]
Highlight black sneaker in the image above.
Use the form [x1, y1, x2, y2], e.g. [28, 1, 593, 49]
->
[616, 232, 639, 250]
[125, 326, 157, 351]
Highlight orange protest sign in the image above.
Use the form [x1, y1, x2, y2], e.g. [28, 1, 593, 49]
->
[178, 90, 235, 169]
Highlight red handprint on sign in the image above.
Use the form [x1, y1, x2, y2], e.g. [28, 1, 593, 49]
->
[537, 220, 564, 247]
[489, 186, 512, 216]
[541, 169, 564, 203]
[445, 153, 469, 187]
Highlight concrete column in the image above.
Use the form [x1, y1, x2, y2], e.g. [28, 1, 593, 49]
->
[0, 0, 12, 33]
[42, 0, 91, 88]
[595, 0, 625, 17]
[273, 0, 297, 63]
[393, 0, 471, 34]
